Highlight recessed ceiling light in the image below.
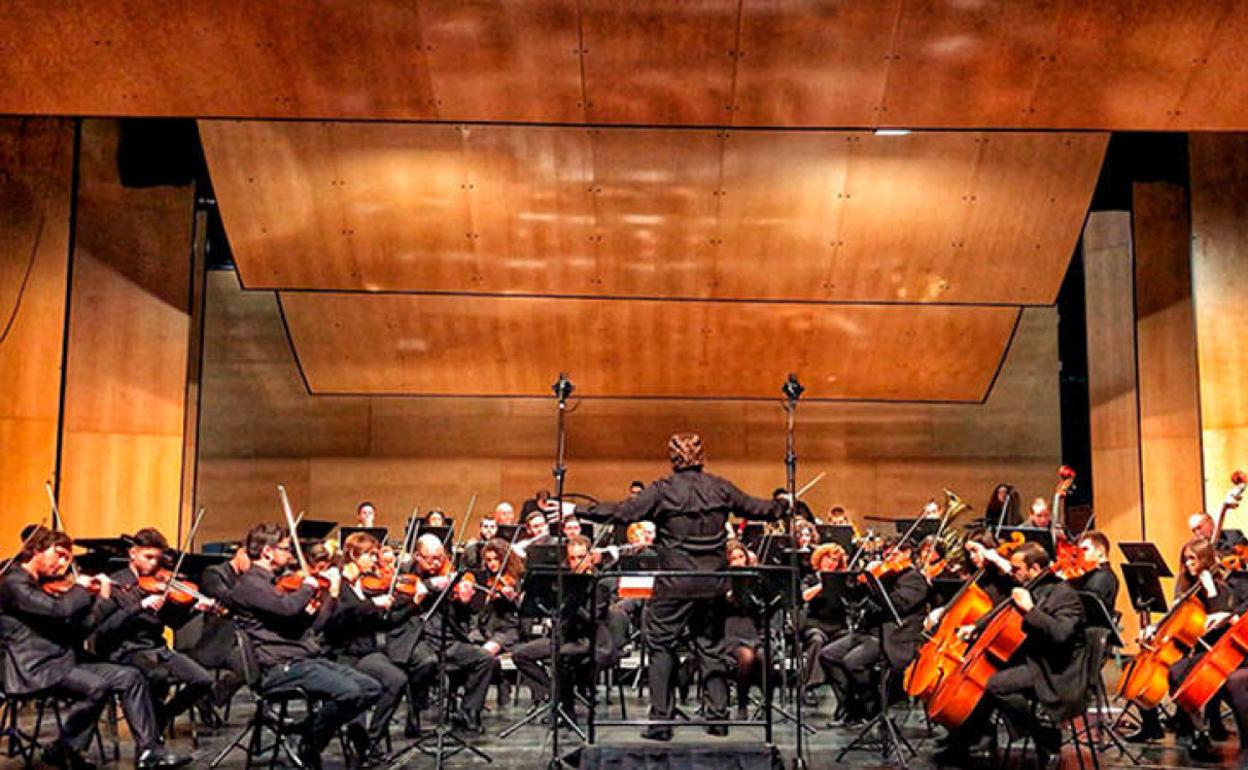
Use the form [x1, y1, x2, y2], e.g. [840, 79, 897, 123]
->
[874, 129, 912, 136]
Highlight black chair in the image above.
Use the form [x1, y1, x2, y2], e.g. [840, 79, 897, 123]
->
[208, 630, 311, 769]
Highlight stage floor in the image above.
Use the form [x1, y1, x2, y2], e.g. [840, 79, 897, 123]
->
[6, 685, 1239, 769]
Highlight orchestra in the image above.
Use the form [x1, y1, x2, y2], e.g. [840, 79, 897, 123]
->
[11, 462, 1248, 769]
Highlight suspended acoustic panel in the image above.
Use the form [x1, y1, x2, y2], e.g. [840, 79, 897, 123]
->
[203, 120, 1105, 304]
[5, 1, 1248, 129]
[278, 292, 1020, 401]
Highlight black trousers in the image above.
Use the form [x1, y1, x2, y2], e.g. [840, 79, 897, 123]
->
[643, 595, 732, 721]
[409, 640, 498, 716]
[260, 659, 382, 752]
[819, 632, 880, 712]
[512, 636, 590, 709]
[339, 652, 408, 743]
[946, 664, 1044, 744]
[51, 662, 159, 753]
[801, 627, 831, 688]
[123, 648, 214, 729]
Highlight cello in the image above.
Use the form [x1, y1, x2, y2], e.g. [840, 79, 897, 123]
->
[903, 540, 1017, 701]
[1162, 471, 1248, 713]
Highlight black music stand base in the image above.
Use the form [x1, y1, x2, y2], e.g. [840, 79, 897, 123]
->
[835, 662, 916, 767]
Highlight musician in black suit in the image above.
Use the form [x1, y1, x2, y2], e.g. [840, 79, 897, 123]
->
[91, 528, 217, 734]
[384, 534, 497, 734]
[322, 531, 415, 762]
[1069, 530, 1119, 609]
[935, 542, 1087, 766]
[818, 537, 933, 724]
[581, 432, 786, 741]
[193, 547, 249, 709]
[0, 527, 189, 770]
[230, 524, 381, 770]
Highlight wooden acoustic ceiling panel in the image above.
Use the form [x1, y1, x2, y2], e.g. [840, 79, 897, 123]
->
[279, 292, 1020, 401]
[203, 120, 1105, 304]
[5, 1, 1248, 129]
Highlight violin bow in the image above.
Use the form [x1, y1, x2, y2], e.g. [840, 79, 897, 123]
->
[44, 479, 63, 533]
[277, 485, 310, 574]
[795, 471, 826, 500]
[450, 494, 478, 560]
[161, 507, 206, 604]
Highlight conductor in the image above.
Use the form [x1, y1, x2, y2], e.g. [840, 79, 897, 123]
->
[582, 432, 786, 740]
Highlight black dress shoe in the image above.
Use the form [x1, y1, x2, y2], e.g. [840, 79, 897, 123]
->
[346, 722, 371, 759]
[42, 743, 97, 770]
[136, 747, 192, 769]
[641, 725, 673, 742]
[1124, 721, 1165, 743]
[1190, 729, 1221, 762]
[450, 710, 484, 733]
[1210, 718, 1230, 742]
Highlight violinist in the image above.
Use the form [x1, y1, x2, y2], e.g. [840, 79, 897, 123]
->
[474, 538, 524, 657]
[799, 543, 849, 701]
[193, 545, 250, 717]
[935, 542, 1086, 767]
[460, 514, 498, 570]
[1128, 538, 1233, 753]
[793, 519, 819, 553]
[513, 508, 555, 557]
[385, 534, 497, 734]
[230, 523, 381, 770]
[1068, 530, 1119, 609]
[511, 534, 613, 723]
[91, 528, 218, 736]
[818, 536, 933, 726]
[493, 501, 518, 527]
[0, 526, 190, 770]
[724, 539, 777, 720]
[322, 531, 414, 762]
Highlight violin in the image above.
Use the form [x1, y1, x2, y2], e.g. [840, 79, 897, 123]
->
[275, 570, 330, 593]
[135, 569, 225, 613]
[40, 572, 108, 596]
[862, 552, 912, 582]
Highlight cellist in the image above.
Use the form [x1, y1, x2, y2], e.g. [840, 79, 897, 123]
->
[1126, 537, 1233, 751]
[934, 542, 1086, 767]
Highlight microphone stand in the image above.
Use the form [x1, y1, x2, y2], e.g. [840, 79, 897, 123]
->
[781, 373, 809, 770]
[549, 373, 578, 769]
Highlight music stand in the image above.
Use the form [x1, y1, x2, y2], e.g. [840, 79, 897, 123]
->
[497, 525, 521, 544]
[760, 535, 794, 566]
[337, 526, 388, 548]
[293, 519, 336, 542]
[1076, 591, 1140, 762]
[391, 569, 492, 770]
[835, 571, 917, 767]
[741, 522, 766, 550]
[1118, 543, 1173, 578]
[818, 525, 855, 552]
[998, 526, 1056, 559]
[1120, 563, 1169, 616]
[414, 524, 451, 546]
[527, 544, 560, 568]
[892, 519, 940, 545]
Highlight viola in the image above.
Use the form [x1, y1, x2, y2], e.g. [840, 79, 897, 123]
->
[862, 553, 912, 582]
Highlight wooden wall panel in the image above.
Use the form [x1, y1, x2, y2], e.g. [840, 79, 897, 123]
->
[7, 1, 1248, 129]
[1132, 182, 1205, 565]
[58, 120, 196, 540]
[0, 119, 74, 552]
[1191, 134, 1248, 533]
[204, 120, 1104, 305]
[196, 271, 1062, 544]
[279, 291, 1019, 401]
[1082, 212, 1144, 631]
[7, 0, 1248, 128]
